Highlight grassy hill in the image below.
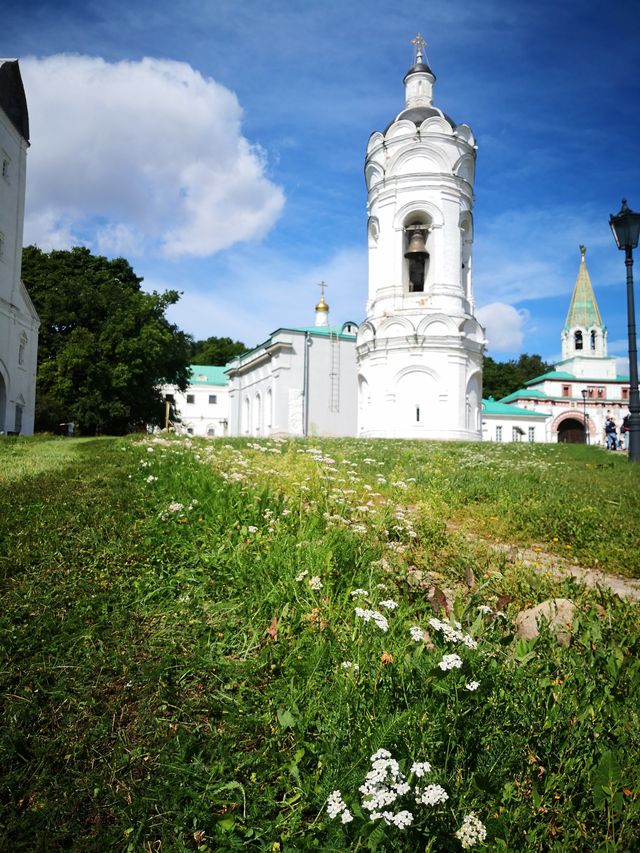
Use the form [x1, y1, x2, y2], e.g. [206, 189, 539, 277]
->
[1, 435, 639, 850]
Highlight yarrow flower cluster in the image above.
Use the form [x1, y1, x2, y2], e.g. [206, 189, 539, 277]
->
[326, 790, 353, 823]
[359, 749, 412, 823]
[309, 576, 323, 590]
[465, 680, 480, 692]
[409, 625, 425, 642]
[350, 588, 369, 598]
[379, 599, 399, 610]
[341, 661, 360, 672]
[455, 812, 487, 848]
[355, 607, 389, 633]
[415, 783, 449, 806]
[328, 749, 462, 834]
[438, 653, 463, 671]
[429, 617, 478, 649]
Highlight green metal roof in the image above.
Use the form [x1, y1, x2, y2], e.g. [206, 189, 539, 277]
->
[189, 365, 229, 386]
[482, 398, 548, 417]
[525, 371, 575, 385]
[499, 388, 551, 403]
[291, 325, 357, 338]
[563, 247, 603, 331]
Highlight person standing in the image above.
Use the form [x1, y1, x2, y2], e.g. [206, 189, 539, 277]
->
[604, 416, 618, 450]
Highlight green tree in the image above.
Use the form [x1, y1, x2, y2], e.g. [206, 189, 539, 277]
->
[22, 246, 192, 435]
[189, 336, 247, 365]
[483, 353, 554, 400]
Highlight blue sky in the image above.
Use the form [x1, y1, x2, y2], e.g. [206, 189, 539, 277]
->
[7, 0, 640, 366]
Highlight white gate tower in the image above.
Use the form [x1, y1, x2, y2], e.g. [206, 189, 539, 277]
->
[356, 36, 485, 439]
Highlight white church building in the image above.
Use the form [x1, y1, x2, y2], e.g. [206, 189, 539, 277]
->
[356, 35, 485, 439]
[225, 292, 359, 438]
[0, 59, 39, 435]
[491, 246, 630, 445]
[169, 40, 630, 447]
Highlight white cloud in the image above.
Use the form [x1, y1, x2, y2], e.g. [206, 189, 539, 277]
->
[476, 302, 527, 352]
[21, 54, 285, 258]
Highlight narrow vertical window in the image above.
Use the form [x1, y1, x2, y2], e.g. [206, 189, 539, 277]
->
[415, 405, 420, 423]
[528, 427, 535, 443]
[496, 426, 502, 442]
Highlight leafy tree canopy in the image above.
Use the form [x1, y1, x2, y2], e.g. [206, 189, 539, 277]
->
[23, 246, 192, 435]
[483, 353, 555, 401]
[189, 336, 247, 366]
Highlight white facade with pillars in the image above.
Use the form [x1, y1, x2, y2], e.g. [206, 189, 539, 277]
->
[357, 44, 485, 439]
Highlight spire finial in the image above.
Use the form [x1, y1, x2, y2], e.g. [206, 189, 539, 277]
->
[411, 33, 426, 64]
[318, 280, 327, 300]
[580, 244, 586, 259]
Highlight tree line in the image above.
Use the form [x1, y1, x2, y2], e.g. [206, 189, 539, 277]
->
[21, 246, 550, 435]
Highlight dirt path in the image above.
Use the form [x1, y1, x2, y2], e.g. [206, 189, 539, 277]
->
[448, 524, 640, 602]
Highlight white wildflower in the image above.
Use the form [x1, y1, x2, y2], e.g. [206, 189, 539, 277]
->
[350, 588, 369, 598]
[379, 599, 399, 610]
[355, 608, 388, 632]
[409, 626, 424, 642]
[167, 502, 184, 513]
[415, 784, 449, 806]
[309, 576, 323, 590]
[326, 789, 347, 819]
[247, 525, 258, 533]
[341, 661, 359, 671]
[429, 617, 477, 649]
[295, 570, 308, 582]
[340, 809, 353, 824]
[477, 605, 493, 615]
[455, 812, 487, 848]
[145, 474, 158, 483]
[438, 653, 463, 671]
[393, 810, 414, 829]
[465, 681, 480, 692]
[410, 761, 432, 777]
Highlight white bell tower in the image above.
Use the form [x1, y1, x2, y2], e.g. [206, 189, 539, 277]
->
[356, 36, 485, 439]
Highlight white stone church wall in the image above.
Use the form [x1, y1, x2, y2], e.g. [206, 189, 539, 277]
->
[0, 76, 38, 435]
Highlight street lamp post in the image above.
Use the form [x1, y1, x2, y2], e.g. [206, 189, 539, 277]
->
[581, 388, 589, 444]
[610, 199, 640, 463]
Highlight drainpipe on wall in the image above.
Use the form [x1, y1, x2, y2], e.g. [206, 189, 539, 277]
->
[302, 332, 310, 437]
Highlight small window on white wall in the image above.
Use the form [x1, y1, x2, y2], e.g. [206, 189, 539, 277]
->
[208, 394, 217, 405]
[528, 427, 535, 443]
[18, 334, 27, 366]
[186, 394, 195, 404]
[2, 158, 8, 180]
[496, 425, 502, 442]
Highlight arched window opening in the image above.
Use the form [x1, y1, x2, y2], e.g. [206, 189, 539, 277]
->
[403, 215, 431, 294]
[574, 330, 583, 350]
[590, 330, 597, 351]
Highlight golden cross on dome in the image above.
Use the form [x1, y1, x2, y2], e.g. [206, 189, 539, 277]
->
[411, 33, 426, 62]
[318, 280, 328, 299]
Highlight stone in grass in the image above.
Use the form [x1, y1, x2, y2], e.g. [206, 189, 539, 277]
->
[515, 598, 576, 647]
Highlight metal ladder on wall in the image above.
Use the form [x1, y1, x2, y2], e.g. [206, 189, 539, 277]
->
[329, 330, 340, 413]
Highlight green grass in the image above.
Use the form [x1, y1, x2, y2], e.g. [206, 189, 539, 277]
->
[1, 435, 640, 851]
